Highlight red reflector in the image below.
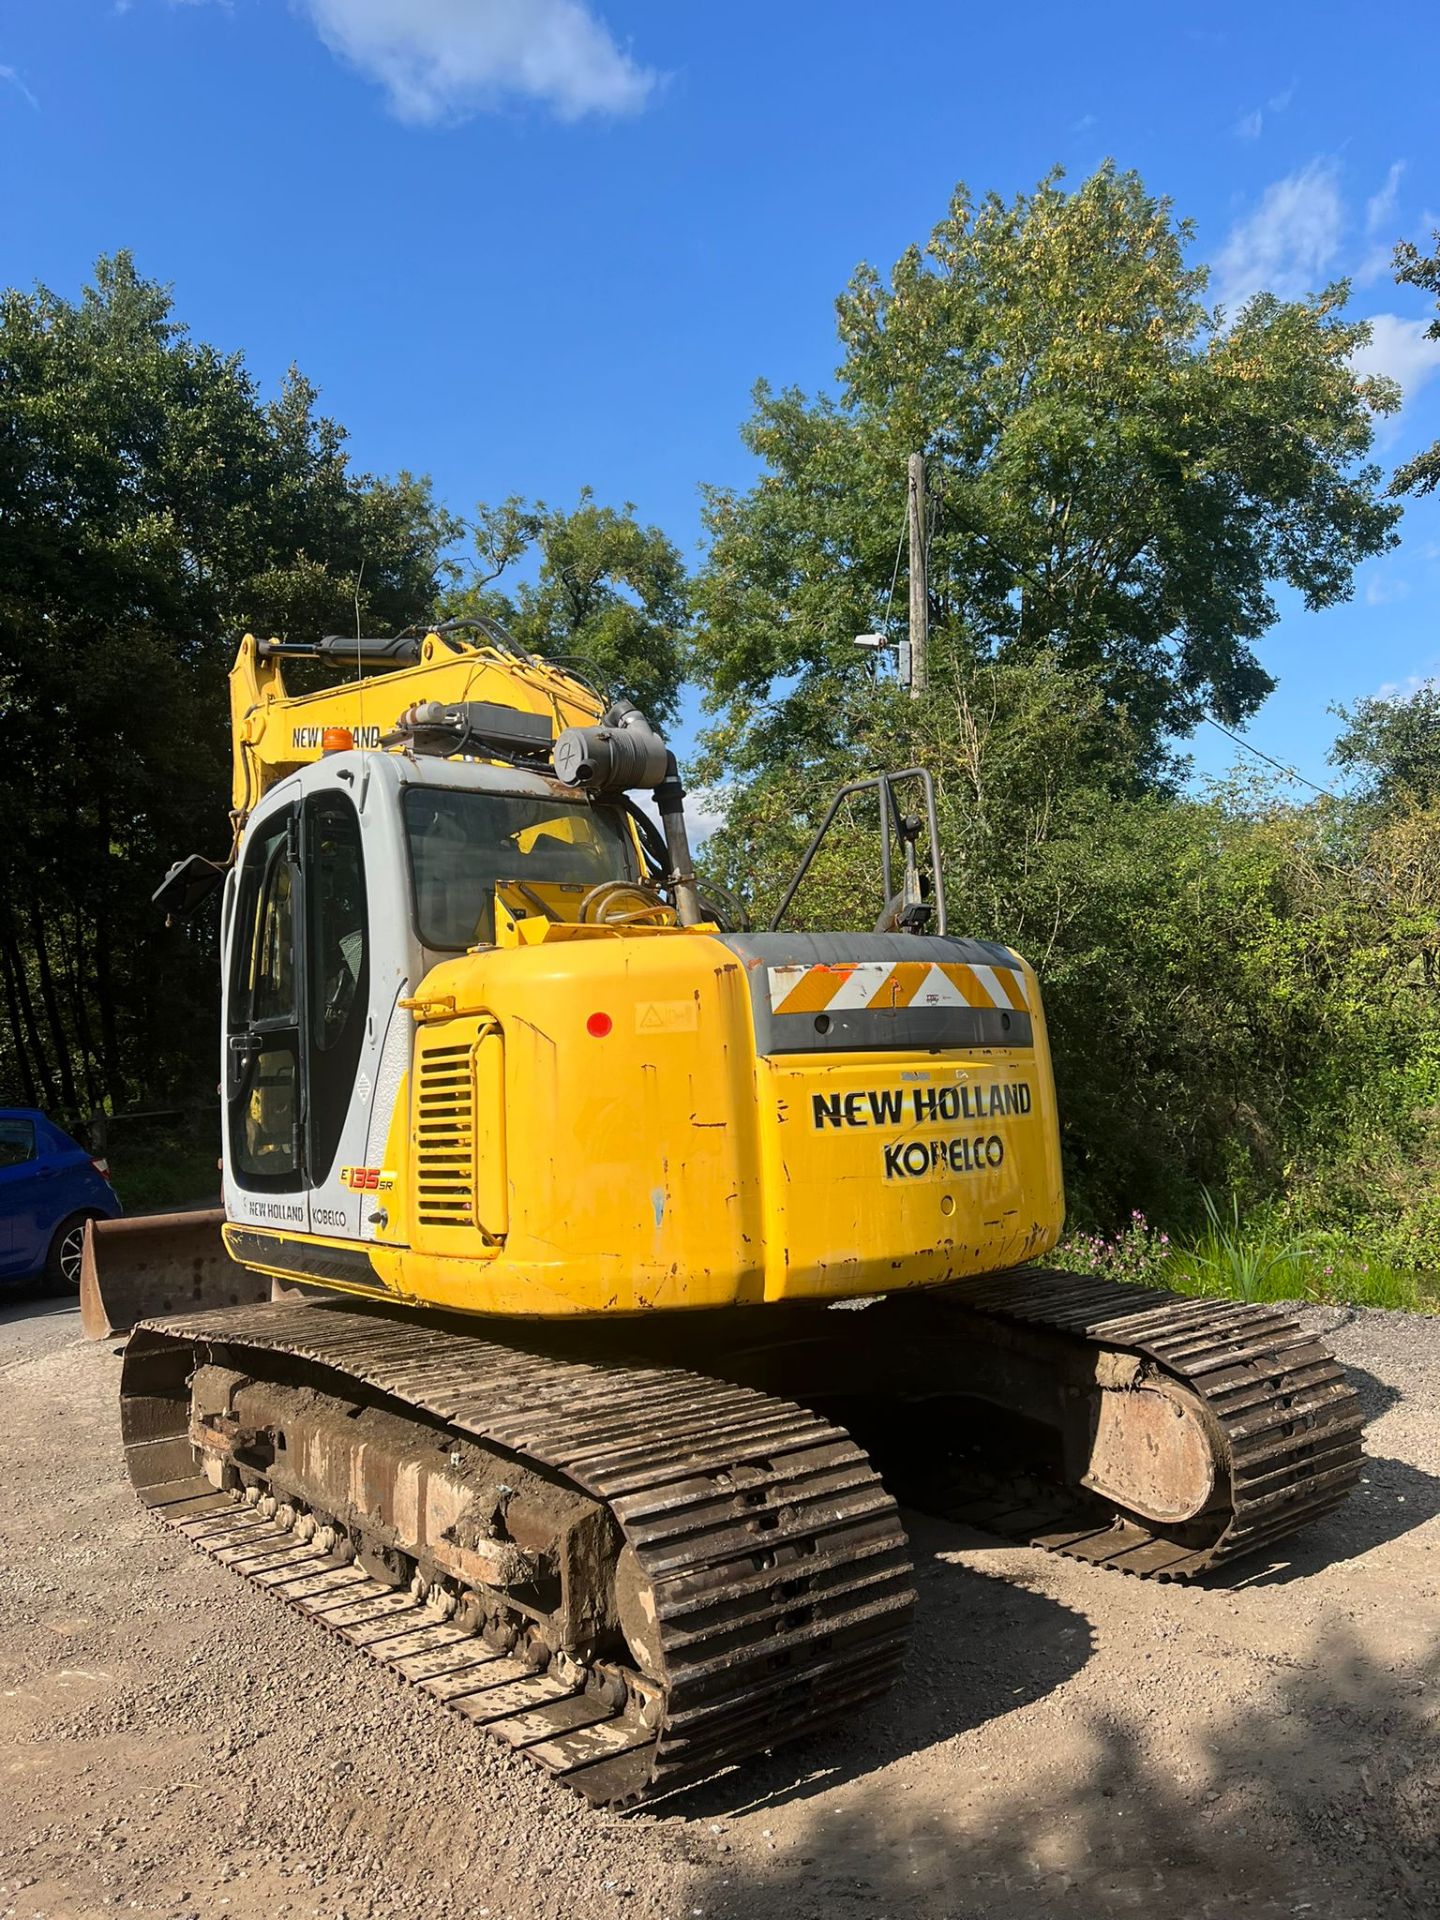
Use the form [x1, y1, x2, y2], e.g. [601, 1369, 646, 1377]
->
[586, 1012, 613, 1038]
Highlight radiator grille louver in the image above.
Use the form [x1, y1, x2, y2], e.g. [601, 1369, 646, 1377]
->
[415, 1041, 475, 1229]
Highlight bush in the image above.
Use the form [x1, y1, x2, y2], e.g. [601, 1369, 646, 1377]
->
[1050, 1212, 1175, 1289]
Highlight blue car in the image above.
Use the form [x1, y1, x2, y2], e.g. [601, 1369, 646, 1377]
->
[0, 1108, 123, 1290]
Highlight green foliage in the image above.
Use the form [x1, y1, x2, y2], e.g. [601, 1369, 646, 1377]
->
[0, 186, 1433, 1316]
[1331, 685, 1440, 811]
[693, 163, 1400, 775]
[1390, 229, 1440, 498]
[693, 167, 1434, 1292]
[1049, 1211, 1176, 1288]
[442, 489, 690, 725]
[1071, 1228, 1439, 1312]
[701, 643, 1440, 1259]
[0, 253, 456, 1117]
[108, 1125, 221, 1212]
[1181, 1191, 1311, 1303]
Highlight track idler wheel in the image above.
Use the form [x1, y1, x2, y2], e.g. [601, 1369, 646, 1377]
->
[612, 1545, 663, 1679]
[1076, 1367, 1223, 1526]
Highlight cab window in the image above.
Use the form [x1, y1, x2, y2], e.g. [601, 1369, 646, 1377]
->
[403, 787, 634, 949]
[228, 810, 301, 1186]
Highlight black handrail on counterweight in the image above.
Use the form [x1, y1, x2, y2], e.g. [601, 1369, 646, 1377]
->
[767, 767, 947, 936]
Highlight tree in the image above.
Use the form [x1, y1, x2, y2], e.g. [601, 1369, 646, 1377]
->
[1331, 685, 1440, 810]
[442, 490, 689, 725]
[693, 164, 1401, 778]
[0, 253, 456, 1115]
[1390, 229, 1440, 497]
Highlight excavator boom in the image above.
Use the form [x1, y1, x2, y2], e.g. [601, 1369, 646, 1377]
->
[227, 626, 609, 821]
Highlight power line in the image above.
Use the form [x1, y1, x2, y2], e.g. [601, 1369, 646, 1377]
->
[1200, 714, 1340, 799]
[880, 505, 907, 635]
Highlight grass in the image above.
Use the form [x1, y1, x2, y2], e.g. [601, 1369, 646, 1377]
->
[106, 1126, 220, 1213]
[1166, 1245, 1440, 1313]
[1051, 1198, 1440, 1314]
[1175, 1190, 1313, 1304]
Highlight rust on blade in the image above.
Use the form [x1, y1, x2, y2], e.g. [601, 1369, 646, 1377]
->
[80, 1210, 267, 1339]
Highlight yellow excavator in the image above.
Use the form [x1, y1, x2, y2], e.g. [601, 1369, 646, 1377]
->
[89, 621, 1363, 1805]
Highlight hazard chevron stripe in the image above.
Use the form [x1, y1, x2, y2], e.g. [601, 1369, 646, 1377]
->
[766, 960, 1030, 1017]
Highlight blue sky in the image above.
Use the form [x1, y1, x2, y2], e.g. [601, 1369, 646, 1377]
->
[2, 0, 1437, 790]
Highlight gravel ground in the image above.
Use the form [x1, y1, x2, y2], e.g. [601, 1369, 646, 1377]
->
[1, 1291, 1435, 1920]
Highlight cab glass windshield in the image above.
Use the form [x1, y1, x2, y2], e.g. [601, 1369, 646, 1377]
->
[404, 786, 636, 949]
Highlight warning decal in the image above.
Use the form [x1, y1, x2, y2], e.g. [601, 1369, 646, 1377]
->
[767, 959, 1029, 1017]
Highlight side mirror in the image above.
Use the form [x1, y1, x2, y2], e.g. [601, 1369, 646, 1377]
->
[153, 853, 227, 921]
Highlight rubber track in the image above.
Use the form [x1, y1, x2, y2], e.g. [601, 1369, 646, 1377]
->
[119, 1302, 915, 1807]
[923, 1270, 1365, 1578]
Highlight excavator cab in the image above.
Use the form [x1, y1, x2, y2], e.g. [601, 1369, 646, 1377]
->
[218, 752, 661, 1251]
[91, 632, 1071, 1322]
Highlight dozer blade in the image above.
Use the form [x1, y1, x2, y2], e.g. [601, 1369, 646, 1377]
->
[80, 1210, 268, 1340]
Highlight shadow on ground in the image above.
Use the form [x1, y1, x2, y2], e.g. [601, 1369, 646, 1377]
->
[0, 1282, 78, 1330]
[1339, 1362, 1403, 1426]
[692, 1620, 1440, 1920]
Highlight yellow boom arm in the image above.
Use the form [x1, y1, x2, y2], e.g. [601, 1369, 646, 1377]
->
[228, 629, 607, 822]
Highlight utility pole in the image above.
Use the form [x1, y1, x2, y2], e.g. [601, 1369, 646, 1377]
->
[907, 451, 927, 698]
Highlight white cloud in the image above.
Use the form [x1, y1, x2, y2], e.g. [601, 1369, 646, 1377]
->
[685, 788, 729, 847]
[1071, 111, 1096, 133]
[0, 63, 39, 109]
[1231, 80, 1295, 142]
[1375, 670, 1437, 700]
[294, 0, 658, 124]
[1366, 160, 1406, 236]
[1365, 573, 1411, 607]
[1355, 162, 1409, 283]
[1214, 158, 1344, 313]
[1351, 313, 1440, 404]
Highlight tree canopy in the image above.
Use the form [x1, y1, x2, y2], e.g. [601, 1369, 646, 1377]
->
[1390, 228, 1440, 498]
[2, 193, 1434, 1274]
[693, 164, 1401, 780]
[0, 253, 455, 1115]
[690, 166, 1427, 1249]
[1332, 684, 1440, 811]
[442, 490, 689, 724]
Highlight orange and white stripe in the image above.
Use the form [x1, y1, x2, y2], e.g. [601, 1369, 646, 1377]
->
[766, 959, 1030, 1017]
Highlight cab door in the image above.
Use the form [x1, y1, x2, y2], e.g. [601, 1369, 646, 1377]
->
[224, 780, 378, 1241]
[300, 788, 370, 1210]
[225, 803, 308, 1227]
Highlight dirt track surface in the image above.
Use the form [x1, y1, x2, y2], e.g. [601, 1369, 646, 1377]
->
[1, 1291, 1436, 1920]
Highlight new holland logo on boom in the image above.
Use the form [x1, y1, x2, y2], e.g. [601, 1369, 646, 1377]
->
[291, 724, 382, 749]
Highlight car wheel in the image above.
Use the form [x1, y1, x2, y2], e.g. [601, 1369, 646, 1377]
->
[45, 1213, 91, 1294]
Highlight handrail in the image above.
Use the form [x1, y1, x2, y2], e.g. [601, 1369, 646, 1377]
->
[767, 767, 946, 936]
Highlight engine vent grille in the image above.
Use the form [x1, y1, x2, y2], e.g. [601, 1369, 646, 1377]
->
[415, 1040, 475, 1229]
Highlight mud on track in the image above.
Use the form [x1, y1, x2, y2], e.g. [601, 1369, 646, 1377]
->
[1, 1290, 1436, 1920]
